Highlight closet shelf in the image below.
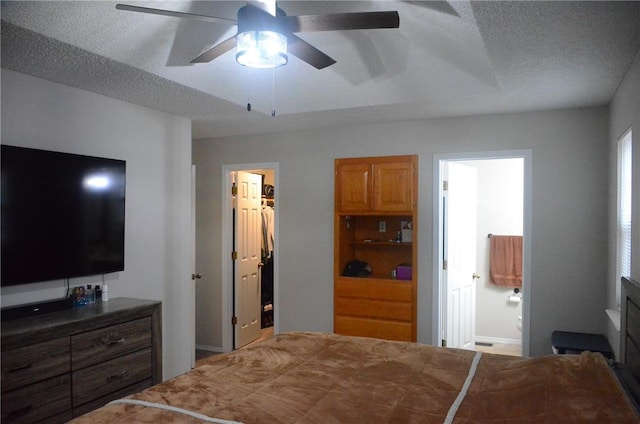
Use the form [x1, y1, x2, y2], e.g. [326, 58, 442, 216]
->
[339, 275, 413, 282]
[351, 240, 412, 247]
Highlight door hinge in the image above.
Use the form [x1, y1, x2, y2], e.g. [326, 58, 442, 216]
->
[231, 183, 238, 196]
[443, 180, 449, 191]
[232, 316, 238, 326]
[231, 251, 238, 260]
[442, 339, 447, 347]
[443, 259, 448, 270]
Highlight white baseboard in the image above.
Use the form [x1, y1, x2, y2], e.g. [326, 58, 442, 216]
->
[196, 344, 224, 353]
[475, 336, 521, 346]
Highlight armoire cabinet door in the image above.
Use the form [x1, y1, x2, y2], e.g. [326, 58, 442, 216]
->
[335, 161, 372, 212]
[373, 160, 414, 212]
[336, 156, 415, 213]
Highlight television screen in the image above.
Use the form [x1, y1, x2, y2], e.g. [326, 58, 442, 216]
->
[1, 145, 126, 286]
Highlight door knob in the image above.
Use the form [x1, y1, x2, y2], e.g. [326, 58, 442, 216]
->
[472, 273, 480, 280]
[192, 273, 202, 280]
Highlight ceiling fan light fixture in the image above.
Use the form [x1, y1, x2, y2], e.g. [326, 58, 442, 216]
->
[236, 30, 288, 69]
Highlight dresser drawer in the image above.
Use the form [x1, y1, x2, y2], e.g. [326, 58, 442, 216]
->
[72, 378, 152, 418]
[71, 317, 151, 369]
[1, 374, 71, 424]
[335, 278, 413, 301]
[1, 337, 70, 393]
[72, 348, 152, 406]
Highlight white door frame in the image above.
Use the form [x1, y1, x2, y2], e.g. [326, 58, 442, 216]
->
[221, 162, 279, 353]
[190, 165, 197, 368]
[432, 150, 532, 356]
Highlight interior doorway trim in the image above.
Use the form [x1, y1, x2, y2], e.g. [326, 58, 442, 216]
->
[432, 150, 532, 357]
[221, 162, 279, 353]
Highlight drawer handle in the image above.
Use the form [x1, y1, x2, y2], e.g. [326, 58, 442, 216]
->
[7, 405, 33, 420]
[6, 363, 32, 373]
[104, 334, 126, 346]
[107, 370, 127, 381]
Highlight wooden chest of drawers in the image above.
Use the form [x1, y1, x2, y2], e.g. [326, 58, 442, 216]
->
[1, 298, 162, 424]
[334, 156, 418, 342]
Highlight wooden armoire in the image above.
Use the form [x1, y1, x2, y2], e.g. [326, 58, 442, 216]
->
[334, 155, 418, 341]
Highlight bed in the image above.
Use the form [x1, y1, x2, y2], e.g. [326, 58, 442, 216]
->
[70, 278, 640, 424]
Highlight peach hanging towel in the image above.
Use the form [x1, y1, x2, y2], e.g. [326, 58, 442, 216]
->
[489, 235, 523, 288]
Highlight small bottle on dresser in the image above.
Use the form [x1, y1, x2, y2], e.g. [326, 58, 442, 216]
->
[94, 285, 102, 303]
[86, 285, 95, 304]
[101, 284, 109, 302]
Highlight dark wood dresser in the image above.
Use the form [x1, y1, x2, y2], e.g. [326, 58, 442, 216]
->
[1, 297, 162, 424]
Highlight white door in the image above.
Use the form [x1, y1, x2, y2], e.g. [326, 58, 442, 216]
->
[234, 171, 262, 348]
[190, 165, 197, 368]
[444, 162, 478, 349]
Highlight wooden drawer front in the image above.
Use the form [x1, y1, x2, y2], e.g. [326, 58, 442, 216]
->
[72, 348, 152, 406]
[335, 316, 413, 342]
[335, 297, 412, 321]
[72, 378, 152, 418]
[1, 337, 70, 393]
[1, 374, 71, 424]
[335, 279, 412, 302]
[71, 317, 151, 369]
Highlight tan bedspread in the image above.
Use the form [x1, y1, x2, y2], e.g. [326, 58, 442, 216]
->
[69, 332, 639, 423]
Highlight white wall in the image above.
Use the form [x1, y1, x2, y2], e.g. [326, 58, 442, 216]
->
[461, 159, 523, 343]
[1, 70, 193, 380]
[194, 106, 610, 357]
[608, 49, 640, 360]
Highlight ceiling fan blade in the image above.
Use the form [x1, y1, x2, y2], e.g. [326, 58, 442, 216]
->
[191, 36, 237, 63]
[247, 0, 277, 17]
[287, 34, 336, 69]
[283, 11, 399, 33]
[403, 1, 459, 17]
[116, 4, 236, 25]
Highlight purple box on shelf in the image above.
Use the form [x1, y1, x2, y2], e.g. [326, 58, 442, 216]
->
[396, 265, 412, 281]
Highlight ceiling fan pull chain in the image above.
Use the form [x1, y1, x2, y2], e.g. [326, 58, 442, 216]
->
[271, 67, 276, 117]
[247, 68, 254, 112]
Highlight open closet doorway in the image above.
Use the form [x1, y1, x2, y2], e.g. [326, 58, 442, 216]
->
[433, 151, 532, 357]
[221, 163, 279, 352]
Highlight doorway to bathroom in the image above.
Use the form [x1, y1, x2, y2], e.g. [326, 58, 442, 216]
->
[433, 150, 532, 357]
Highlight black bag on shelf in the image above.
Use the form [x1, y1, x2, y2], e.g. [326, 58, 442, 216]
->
[342, 260, 371, 277]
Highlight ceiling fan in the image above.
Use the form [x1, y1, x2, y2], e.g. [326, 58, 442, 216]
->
[116, 1, 399, 70]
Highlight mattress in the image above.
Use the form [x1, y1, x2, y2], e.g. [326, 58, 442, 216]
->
[69, 332, 639, 423]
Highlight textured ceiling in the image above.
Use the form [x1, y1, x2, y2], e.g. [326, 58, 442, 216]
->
[2, 1, 640, 139]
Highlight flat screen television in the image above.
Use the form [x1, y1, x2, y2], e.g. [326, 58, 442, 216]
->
[1, 145, 126, 286]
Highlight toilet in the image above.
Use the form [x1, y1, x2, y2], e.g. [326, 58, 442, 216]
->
[509, 290, 523, 332]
